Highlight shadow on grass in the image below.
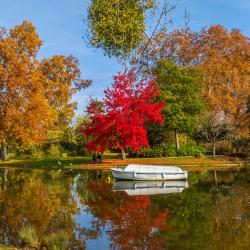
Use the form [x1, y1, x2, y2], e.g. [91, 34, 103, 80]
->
[0, 156, 90, 170]
[0, 154, 245, 171]
[0, 154, 121, 170]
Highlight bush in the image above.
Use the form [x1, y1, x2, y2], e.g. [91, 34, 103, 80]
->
[161, 144, 177, 157]
[128, 143, 204, 158]
[177, 144, 205, 157]
[44, 232, 68, 250]
[128, 144, 177, 158]
[77, 146, 87, 156]
[139, 147, 163, 158]
[213, 141, 232, 155]
[19, 226, 39, 248]
[47, 144, 62, 157]
[232, 138, 249, 157]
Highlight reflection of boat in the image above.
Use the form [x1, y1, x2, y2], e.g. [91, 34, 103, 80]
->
[112, 180, 188, 195]
[111, 164, 188, 181]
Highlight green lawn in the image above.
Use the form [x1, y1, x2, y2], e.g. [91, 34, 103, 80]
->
[0, 245, 18, 250]
[0, 153, 118, 169]
[0, 156, 90, 169]
[0, 153, 246, 171]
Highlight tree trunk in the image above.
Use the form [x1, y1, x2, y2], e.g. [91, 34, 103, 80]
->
[214, 170, 218, 185]
[3, 169, 8, 191]
[212, 140, 216, 158]
[175, 129, 180, 152]
[1, 139, 7, 161]
[121, 149, 126, 160]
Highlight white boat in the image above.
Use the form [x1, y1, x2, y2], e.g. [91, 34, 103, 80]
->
[112, 180, 188, 196]
[111, 164, 188, 181]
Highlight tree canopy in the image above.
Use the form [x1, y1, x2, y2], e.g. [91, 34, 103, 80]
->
[155, 60, 204, 149]
[199, 25, 250, 137]
[0, 21, 90, 159]
[86, 0, 155, 58]
[138, 25, 250, 138]
[81, 69, 165, 159]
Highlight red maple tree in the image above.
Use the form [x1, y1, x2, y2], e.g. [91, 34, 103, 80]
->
[81, 69, 165, 159]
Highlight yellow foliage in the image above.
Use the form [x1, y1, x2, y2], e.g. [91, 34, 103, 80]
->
[0, 21, 88, 146]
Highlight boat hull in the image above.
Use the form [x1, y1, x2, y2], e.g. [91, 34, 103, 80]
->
[111, 168, 188, 181]
[112, 180, 188, 195]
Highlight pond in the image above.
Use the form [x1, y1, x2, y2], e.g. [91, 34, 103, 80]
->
[0, 167, 249, 249]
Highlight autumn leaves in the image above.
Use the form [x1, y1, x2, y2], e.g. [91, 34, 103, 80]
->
[1, 3, 249, 161]
[81, 70, 165, 159]
[0, 21, 90, 159]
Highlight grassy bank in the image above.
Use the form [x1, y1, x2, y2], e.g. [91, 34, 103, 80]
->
[0, 154, 247, 172]
[0, 245, 18, 250]
[84, 156, 246, 172]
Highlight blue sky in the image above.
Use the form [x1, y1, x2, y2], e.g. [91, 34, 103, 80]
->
[1, 0, 249, 116]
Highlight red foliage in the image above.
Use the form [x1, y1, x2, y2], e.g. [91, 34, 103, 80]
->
[86, 181, 170, 249]
[82, 69, 165, 153]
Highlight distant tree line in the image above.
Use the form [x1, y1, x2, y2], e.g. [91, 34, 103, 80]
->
[0, 21, 91, 160]
[82, 1, 249, 159]
[1, 1, 249, 160]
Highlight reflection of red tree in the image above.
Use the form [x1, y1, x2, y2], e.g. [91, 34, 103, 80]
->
[86, 182, 170, 249]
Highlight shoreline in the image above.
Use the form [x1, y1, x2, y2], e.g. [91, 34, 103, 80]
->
[0, 156, 248, 173]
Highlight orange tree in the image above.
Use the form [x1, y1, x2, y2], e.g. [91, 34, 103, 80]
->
[198, 25, 250, 137]
[138, 25, 250, 138]
[0, 21, 91, 160]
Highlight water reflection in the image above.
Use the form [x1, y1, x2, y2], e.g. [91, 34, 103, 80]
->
[112, 180, 188, 196]
[0, 169, 83, 248]
[0, 168, 249, 249]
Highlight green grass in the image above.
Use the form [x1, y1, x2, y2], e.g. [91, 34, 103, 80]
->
[0, 245, 18, 250]
[19, 226, 39, 249]
[44, 232, 68, 250]
[0, 156, 90, 169]
[0, 153, 246, 171]
[0, 153, 119, 169]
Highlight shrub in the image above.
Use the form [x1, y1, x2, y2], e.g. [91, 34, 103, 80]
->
[128, 143, 204, 158]
[19, 226, 39, 248]
[214, 141, 232, 155]
[232, 138, 250, 157]
[128, 144, 177, 158]
[177, 144, 205, 157]
[47, 144, 62, 157]
[44, 232, 68, 250]
[140, 147, 163, 158]
[161, 144, 177, 157]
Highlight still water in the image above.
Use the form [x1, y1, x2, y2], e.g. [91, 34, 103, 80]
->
[0, 167, 249, 250]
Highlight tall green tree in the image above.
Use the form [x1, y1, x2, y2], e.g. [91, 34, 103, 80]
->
[85, 0, 176, 60]
[155, 60, 204, 151]
[87, 0, 154, 58]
